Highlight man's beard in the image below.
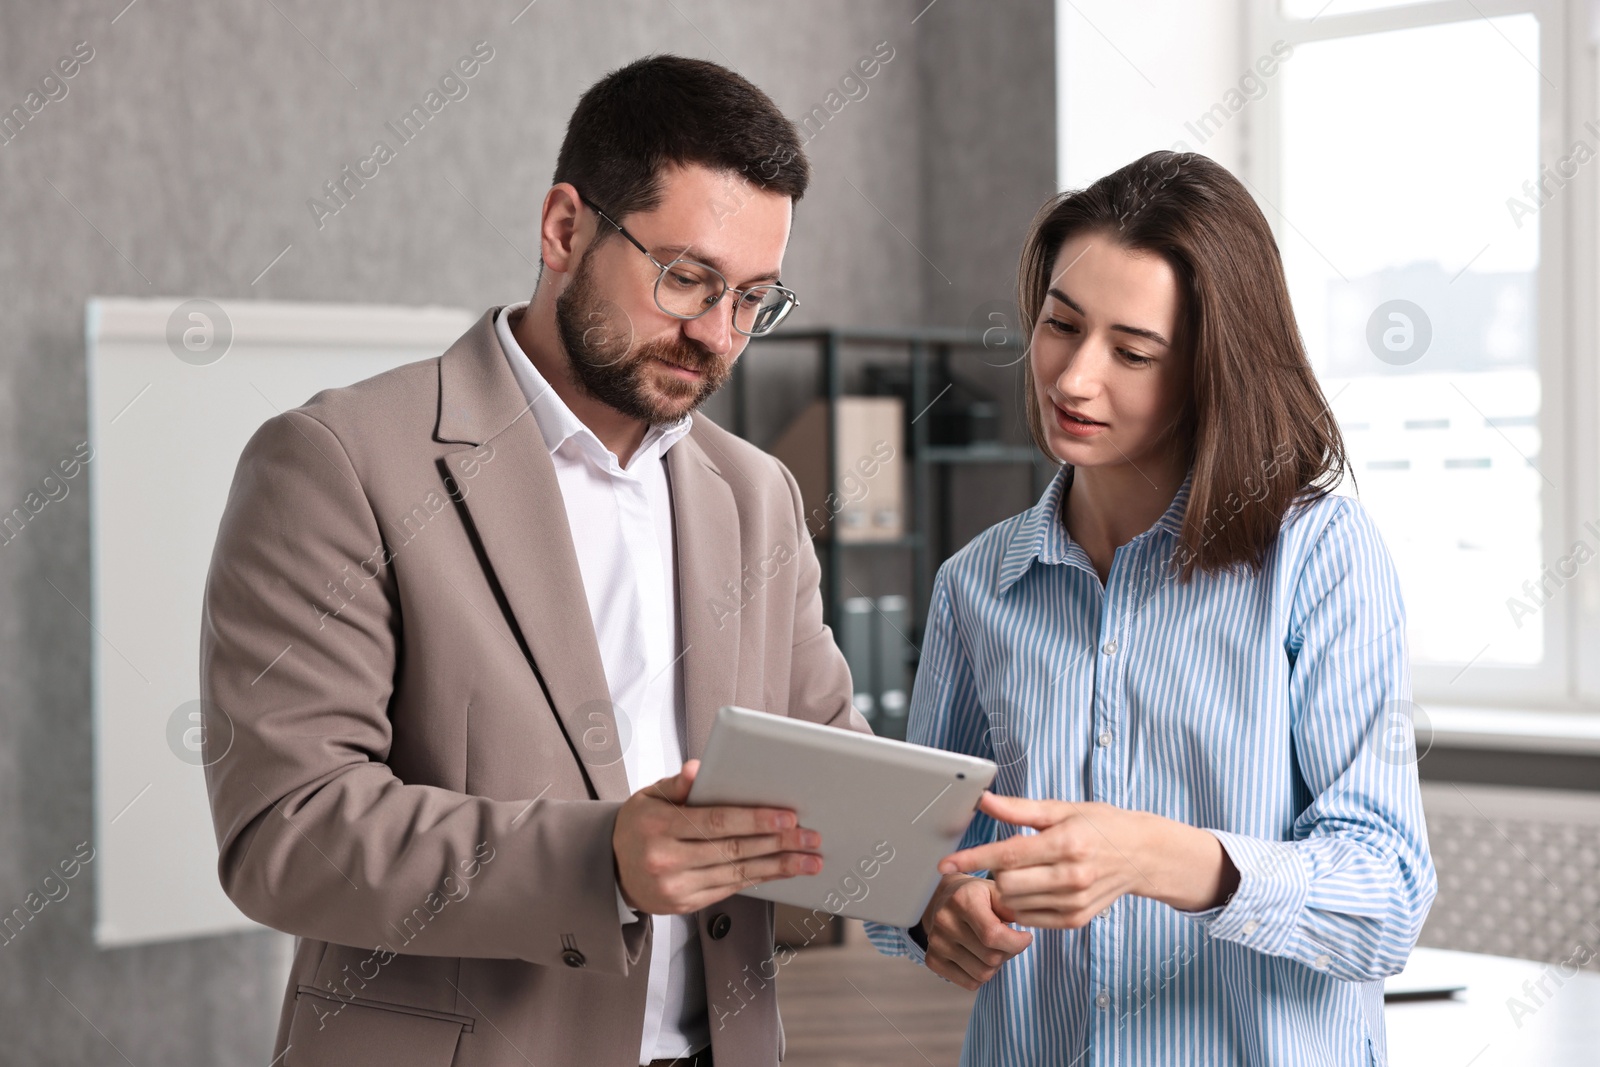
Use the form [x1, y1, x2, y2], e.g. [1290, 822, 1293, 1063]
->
[554, 247, 731, 426]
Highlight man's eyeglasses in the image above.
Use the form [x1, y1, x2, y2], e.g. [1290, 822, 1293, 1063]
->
[578, 194, 799, 338]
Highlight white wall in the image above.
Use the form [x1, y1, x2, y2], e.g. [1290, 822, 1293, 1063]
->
[1057, 0, 1250, 189]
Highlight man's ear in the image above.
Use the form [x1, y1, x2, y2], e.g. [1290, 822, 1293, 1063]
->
[539, 182, 586, 276]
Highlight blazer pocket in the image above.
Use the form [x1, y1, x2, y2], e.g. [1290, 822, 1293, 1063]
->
[287, 984, 473, 1067]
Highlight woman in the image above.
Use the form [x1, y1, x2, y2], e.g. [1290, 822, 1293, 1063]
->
[865, 151, 1436, 1066]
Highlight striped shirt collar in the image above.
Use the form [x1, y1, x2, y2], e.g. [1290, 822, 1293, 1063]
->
[998, 463, 1193, 593]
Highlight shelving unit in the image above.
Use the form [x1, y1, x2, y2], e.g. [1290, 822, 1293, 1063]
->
[729, 327, 1059, 649]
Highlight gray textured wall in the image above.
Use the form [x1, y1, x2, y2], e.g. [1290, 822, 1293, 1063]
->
[0, 1, 1055, 1062]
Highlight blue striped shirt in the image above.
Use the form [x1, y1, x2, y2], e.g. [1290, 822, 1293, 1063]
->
[866, 464, 1437, 1067]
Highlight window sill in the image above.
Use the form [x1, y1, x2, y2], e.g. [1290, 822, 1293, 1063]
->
[1426, 706, 1600, 757]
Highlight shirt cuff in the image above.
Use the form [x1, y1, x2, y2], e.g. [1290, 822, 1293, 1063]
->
[1185, 830, 1309, 955]
[864, 920, 928, 966]
[616, 883, 643, 926]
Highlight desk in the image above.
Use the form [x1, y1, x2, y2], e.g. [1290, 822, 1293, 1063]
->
[1387, 947, 1600, 1065]
[777, 933, 1600, 1065]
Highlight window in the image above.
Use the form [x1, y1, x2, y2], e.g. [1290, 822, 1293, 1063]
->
[1247, 0, 1596, 709]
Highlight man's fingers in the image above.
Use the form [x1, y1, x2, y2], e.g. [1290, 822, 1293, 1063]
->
[630, 851, 825, 921]
[674, 802, 799, 841]
[645, 759, 699, 805]
[679, 828, 821, 871]
[640, 850, 825, 915]
[691, 850, 824, 895]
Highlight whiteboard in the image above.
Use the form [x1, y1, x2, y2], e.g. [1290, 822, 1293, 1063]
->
[87, 297, 477, 947]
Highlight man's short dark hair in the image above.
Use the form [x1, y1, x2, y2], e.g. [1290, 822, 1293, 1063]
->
[553, 54, 810, 222]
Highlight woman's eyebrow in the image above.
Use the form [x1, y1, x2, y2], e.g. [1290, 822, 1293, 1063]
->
[1047, 286, 1171, 348]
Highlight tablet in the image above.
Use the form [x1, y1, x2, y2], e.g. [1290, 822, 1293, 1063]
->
[685, 705, 997, 928]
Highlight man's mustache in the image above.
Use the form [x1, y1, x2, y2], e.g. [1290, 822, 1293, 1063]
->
[636, 336, 720, 375]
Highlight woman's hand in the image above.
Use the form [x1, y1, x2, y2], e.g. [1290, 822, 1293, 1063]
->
[917, 871, 1034, 991]
[938, 794, 1239, 929]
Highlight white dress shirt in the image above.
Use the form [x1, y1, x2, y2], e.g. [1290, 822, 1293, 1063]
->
[496, 303, 709, 1063]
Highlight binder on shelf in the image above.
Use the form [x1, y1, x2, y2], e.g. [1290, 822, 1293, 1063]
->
[875, 595, 911, 741]
[769, 396, 905, 542]
[839, 597, 877, 725]
[834, 594, 915, 741]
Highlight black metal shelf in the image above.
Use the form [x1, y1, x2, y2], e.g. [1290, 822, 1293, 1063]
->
[729, 327, 1056, 646]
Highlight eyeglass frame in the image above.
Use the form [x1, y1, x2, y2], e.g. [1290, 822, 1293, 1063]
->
[576, 193, 800, 337]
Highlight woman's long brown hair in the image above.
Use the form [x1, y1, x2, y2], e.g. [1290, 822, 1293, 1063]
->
[1019, 150, 1349, 580]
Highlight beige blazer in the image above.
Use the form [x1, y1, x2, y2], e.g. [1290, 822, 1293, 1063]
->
[200, 308, 867, 1067]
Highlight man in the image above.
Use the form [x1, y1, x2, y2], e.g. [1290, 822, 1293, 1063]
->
[201, 55, 867, 1067]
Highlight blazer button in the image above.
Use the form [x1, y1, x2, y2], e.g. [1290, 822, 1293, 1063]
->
[561, 948, 586, 968]
[709, 913, 732, 940]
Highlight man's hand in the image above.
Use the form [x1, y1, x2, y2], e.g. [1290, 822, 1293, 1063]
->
[917, 871, 1033, 991]
[612, 759, 824, 915]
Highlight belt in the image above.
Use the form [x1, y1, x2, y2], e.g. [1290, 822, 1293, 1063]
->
[647, 1047, 712, 1067]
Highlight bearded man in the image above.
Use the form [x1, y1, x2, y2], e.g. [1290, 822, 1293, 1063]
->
[200, 54, 866, 1067]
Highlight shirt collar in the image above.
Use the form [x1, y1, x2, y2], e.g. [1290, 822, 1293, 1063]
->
[997, 464, 1194, 594]
[494, 301, 693, 470]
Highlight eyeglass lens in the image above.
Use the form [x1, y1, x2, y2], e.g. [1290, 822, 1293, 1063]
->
[653, 260, 793, 335]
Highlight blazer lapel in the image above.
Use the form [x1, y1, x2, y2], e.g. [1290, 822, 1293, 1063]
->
[668, 431, 743, 761]
[435, 309, 631, 802]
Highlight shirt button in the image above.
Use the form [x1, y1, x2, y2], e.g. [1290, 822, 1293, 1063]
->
[562, 949, 586, 968]
[1097, 730, 1114, 747]
[1102, 639, 1118, 655]
[1242, 920, 1260, 936]
[1095, 989, 1111, 1010]
[1314, 954, 1331, 970]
